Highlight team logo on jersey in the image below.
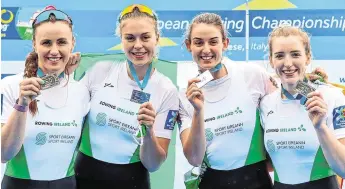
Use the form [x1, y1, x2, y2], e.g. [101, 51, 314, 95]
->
[216, 107, 243, 120]
[70, 120, 77, 127]
[35, 132, 47, 145]
[164, 110, 178, 130]
[265, 124, 307, 133]
[280, 125, 306, 133]
[266, 128, 279, 133]
[34, 120, 78, 127]
[205, 128, 214, 142]
[35, 121, 53, 126]
[333, 105, 345, 130]
[234, 107, 243, 114]
[266, 140, 276, 153]
[204, 117, 215, 123]
[297, 124, 306, 131]
[96, 112, 107, 126]
[99, 101, 117, 110]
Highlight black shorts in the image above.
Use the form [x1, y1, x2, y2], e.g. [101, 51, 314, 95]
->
[1, 175, 76, 189]
[74, 152, 150, 189]
[199, 161, 273, 189]
[273, 176, 339, 189]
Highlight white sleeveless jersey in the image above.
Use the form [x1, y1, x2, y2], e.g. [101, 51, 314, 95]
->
[260, 84, 345, 184]
[179, 59, 273, 170]
[1, 73, 90, 180]
[79, 61, 178, 164]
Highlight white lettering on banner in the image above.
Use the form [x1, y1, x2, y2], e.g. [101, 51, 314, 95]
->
[252, 16, 345, 31]
[251, 43, 269, 51]
[1, 24, 9, 32]
[157, 17, 245, 33]
[157, 15, 345, 36]
[157, 20, 190, 30]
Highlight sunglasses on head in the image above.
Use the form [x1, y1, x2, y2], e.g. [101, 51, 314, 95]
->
[32, 9, 73, 27]
[119, 4, 157, 21]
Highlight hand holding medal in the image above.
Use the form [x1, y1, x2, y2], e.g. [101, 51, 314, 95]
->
[137, 102, 156, 131]
[294, 80, 327, 128]
[186, 70, 213, 112]
[128, 60, 155, 142]
[282, 79, 328, 128]
[305, 90, 328, 129]
[18, 77, 45, 106]
[186, 78, 204, 112]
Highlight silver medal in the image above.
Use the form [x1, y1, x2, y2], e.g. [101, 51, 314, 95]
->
[295, 80, 316, 97]
[40, 73, 60, 90]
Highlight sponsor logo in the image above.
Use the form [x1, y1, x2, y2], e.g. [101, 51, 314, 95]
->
[2, 7, 44, 39]
[205, 128, 214, 142]
[96, 112, 107, 126]
[104, 83, 114, 87]
[35, 132, 47, 145]
[1, 8, 15, 38]
[267, 110, 274, 116]
[266, 139, 276, 153]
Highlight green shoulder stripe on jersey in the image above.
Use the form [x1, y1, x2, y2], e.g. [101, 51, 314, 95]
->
[5, 146, 30, 179]
[66, 150, 78, 177]
[310, 147, 334, 181]
[204, 155, 211, 168]
[79, 117, 93, 157]
[129, 145, 141, 163]
[244, 109, 266, 165]
[273, 163, 280, 182]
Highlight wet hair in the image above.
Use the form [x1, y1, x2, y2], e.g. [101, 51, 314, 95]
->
[185, 12, 228, 43]
[25, 12, 73, 115]
[268, 25, 312, 58]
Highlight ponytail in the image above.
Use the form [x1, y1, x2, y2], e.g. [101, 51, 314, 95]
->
[23, 51, 39, 116]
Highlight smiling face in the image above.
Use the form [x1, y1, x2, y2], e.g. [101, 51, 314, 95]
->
[186, 23, 229, 71]
[33, 21, 74, 74]
[120, 17, 159, 66]
[185, 13, 229, 72]
[270, 35, 310, 87]
[269, 26, 311, 89]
